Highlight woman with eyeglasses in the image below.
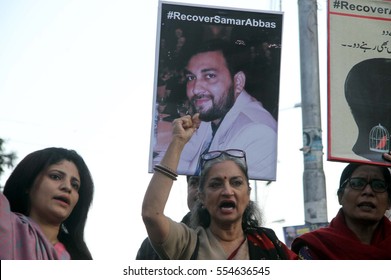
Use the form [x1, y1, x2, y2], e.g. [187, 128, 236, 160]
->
[142, 114, 298, 259]
[291, 163, 391, 259]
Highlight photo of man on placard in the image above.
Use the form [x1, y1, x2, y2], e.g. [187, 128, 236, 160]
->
[150, 2, 283, 181]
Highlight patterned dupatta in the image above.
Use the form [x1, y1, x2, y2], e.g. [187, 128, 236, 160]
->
[190, 227, 298, 260]
[246, 227, 298, 260]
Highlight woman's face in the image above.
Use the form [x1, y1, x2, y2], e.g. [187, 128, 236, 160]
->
[200, 160, 250, 227]
[28, 160, 80, 225]
[339, 165, 391, 224]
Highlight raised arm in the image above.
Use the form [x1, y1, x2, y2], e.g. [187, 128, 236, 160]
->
[142, 114, 200, 244]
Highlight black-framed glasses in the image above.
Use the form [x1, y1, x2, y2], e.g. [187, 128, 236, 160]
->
[200, 149, 247, 170]
[343, 177, 388, 193]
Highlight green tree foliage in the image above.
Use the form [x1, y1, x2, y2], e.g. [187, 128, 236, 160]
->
[0, 138, 17, 190]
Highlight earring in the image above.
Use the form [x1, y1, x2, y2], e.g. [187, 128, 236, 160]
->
[61, 223, 69, 234]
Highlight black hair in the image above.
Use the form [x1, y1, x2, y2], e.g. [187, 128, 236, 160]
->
[180, 38, 250, 78]
[3, 147, 94, 259]
[337, 163, 391, 201]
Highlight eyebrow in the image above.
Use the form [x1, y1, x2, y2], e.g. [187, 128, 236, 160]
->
[184, 67, 218, 75]
[50, 168, 80, 183]
[208, 175, 244, 181]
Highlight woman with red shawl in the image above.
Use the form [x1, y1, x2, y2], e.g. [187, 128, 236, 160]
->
[291, 163, 391, 259]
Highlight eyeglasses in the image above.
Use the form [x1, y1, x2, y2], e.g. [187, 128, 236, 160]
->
[343, 177, 388, 193]
[200, 149, 247, 170]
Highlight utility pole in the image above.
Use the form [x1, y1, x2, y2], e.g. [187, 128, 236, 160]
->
[298, 0, 328, 224]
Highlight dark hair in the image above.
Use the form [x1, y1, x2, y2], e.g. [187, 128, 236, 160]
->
[190, 154, 262, 229]
[187, 175, 200, 187]
[337, 163, 391, 201]
[181, 38, 249, 78]
[186, 175, 199, 182]
[3, 147, 94, 259]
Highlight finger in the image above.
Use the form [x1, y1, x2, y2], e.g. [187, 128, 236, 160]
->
[382, 152, 391, 162]
[192, 113, 201, 128]
[181, 115, 194, 129]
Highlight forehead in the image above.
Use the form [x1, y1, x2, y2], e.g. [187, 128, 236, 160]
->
[186, 50, 228, 71]
[206, 160, 245, 179]
[47, 160, 80, 178]
[351, 165, 384, 178]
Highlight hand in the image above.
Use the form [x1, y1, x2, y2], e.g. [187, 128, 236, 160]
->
[171, 113, 201, 144]
[382, 152, 391, 162]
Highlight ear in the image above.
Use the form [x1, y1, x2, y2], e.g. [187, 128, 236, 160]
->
[233, 71, 246, 97]
[338, 192, 343, 205]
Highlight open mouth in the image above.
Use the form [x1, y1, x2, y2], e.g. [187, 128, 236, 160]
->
[53, 196, 70, 205]
[357, 202, 376, 209]
[219, 201, 236, 210]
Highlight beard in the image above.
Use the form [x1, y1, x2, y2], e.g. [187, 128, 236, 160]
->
[192, 86, 236, 122]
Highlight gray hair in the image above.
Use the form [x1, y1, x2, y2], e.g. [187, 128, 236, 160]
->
[190, 154, 263, 230]
[199, 153, 248, 192]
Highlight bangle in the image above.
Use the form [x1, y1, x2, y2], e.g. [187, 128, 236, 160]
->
[155, 164, 177, 176]
[154, 164, 178, 179]
[154, 167, 177, 180]
[153, 164, 178, 180]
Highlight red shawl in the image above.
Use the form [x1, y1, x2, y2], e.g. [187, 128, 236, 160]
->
[291, 209, 391, 259]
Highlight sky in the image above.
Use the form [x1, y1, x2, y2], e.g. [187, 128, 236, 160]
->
[0, 0, 348, 260]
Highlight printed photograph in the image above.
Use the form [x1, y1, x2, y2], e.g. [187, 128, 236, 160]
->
[149, 2, 283, 180]
[328, 0, 391, 166]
